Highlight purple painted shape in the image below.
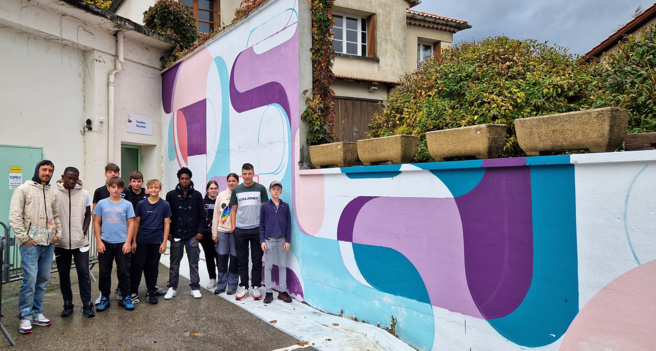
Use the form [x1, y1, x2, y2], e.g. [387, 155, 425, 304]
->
[229, 30, 299, 131]
[456, 167, 533, 319]
[179, 99, 207, 156]
[482, 157, 526, 168]
[351, 197, 482, 317]
[162, 64, 181, 114]
[337, 196, 377, 242]
[258, 264, 304, 299]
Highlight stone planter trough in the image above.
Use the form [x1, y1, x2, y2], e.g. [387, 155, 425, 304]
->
[309, 142, 358, 168]
[426, 124, 507, 161]
[515, 107, 629, 156]
[357, 135, 418, 165]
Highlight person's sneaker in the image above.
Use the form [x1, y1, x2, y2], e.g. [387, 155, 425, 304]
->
[83, 302, 95, 318]
[147, 292, 158, 305]
[252, 286, 262, 300]
[154, 286, 166, 296]
[164, 287, 176, 300]
[235, 286, 248, 300]
[130, 293, 140, 304]
[120, 296, 135, 311]
[32, 314, 51, 327]
[263, 292, 273, 304]
[60, 300, 74, 317]
[226, 289, 237, 295]
[94, 292, 102, 305]
[191, 290, 202, 299]
[214, 288, 225, 295]
[278, 291, 293, 303]
[19, 318, 31, 334]
[207, 278, 217, 290]
[96, 296, 110, 312]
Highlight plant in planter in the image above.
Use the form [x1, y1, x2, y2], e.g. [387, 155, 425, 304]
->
[144, 0, 199, 65]
[368, 36, 601, 162]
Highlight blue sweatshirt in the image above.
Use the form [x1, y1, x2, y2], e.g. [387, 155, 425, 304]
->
[259, 199, 291, 243]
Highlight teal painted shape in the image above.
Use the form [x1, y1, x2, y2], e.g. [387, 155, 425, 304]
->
[298, 234, 435, 350]
[168, 117, 175, 161]
[342, 164, 401, 179]
[207, 56, 232, 177]
[353, 243, 431, 304]
[430, 168, 486, 198]
[488, 164, 578, 347]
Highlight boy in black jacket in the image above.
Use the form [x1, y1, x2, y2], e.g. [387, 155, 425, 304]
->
[164, 168, 206, 299]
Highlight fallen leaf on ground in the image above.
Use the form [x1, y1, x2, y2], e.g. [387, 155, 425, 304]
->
[332, 323, 339, 326]
[270, 320, 277, 324]
[192, 333, 199, 337]
[298, 341, 309, 346]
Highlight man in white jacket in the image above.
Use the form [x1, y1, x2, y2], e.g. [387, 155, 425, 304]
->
[9, 160, 62, 334]
[55, 167, 94, 318]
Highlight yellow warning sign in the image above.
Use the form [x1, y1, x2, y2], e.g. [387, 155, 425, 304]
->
[10, 167, 21, 173]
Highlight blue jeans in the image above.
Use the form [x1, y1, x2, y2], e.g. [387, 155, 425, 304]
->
[18, 244, 55, 318]
[215, 231, 238, 291]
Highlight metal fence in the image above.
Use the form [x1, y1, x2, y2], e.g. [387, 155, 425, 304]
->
[0, 222, 98, 284]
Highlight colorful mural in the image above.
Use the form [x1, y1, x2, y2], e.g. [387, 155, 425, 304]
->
[161, 0, 656, 349]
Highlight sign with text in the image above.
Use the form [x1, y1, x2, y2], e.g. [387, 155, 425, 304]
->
[9, 173, 22, 189]
[127, 114, 153, 135]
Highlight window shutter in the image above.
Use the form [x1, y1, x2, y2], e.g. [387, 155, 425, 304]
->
[433, 41, 442, 58]
[367, 14, 376, 58]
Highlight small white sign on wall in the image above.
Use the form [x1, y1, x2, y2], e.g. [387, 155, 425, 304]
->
[9, 172, 22, 189]
[127, 114, 153, 135]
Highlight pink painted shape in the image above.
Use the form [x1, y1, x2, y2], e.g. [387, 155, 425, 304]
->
[352, 197, 482, 317]
[172, 49, 214, 113]
[294, 169, 325, 236]
[175, 110, 189, 166]
[560, 260, 656, 350]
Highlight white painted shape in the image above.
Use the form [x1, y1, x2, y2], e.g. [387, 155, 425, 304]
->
[258, 105, 289, 178]
[205, 63, 222, 175]
[186, 155, 207, 194]
[338, 241, 373, 288]
[571, 149, 656, 164]
[253, 23, 298, 55]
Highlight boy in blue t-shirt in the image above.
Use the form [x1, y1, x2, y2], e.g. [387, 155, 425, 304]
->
[93, 177, 135, 311]
[130, 179, 171, 305]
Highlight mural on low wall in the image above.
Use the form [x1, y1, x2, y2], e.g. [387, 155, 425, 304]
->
[161, 0, 656, 349]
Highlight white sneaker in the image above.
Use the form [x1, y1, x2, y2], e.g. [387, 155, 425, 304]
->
[235, 286, 248, 300]
[19, 318, 31, 334]
[94, 292, 102, 305]
[191, 290, 202, 299]
[252, 286, 262, 300]
[164, 287, 177, 300]
[207, 279, 217, 290]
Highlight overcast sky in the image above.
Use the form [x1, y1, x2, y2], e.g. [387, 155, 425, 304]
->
[413, 0, 655, 56]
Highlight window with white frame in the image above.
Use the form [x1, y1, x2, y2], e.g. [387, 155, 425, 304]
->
[418, 43, 433, 66]
[333, 14, 368, 56]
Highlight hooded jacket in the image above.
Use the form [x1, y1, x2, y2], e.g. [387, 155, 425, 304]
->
[9, 161, 62, 245]
[165, 181, 206, 240]
[55, 179, 89, 250]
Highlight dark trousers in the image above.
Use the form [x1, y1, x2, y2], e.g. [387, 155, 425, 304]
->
[130, 243, 161, 294]
[55, 247, 91, 304]
[200, 234, 218, 280]
[234, 227, 263, 288]
[98, 241, 131, 299]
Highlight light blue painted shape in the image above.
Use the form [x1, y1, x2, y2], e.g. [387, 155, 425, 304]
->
[342, 164, 402, 179]
[246, 7, 299, 48]
[488, 164, 578, 347]
[624, 164, 649, 265]
[298, 233, 435, 350]
[430, 168, 486, 198]
[526, 154, 571, 166]
[168, 117, 175, 161]
[207, 57, 232, 178]
[353, 243, 430, 304]
[413, 159, 483, 170]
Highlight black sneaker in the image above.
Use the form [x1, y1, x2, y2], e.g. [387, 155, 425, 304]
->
[83, 302, 95, 318]
[130, 293, 140, 304]
[154, 286, 166, 296]
[278, 291, 292, 303]
[60, 301, 74, 317]
[226, 289, 236, 295]
[263, 292, 273, 304]
[147, 292, 158, 305]
[214, 288, 225, 295]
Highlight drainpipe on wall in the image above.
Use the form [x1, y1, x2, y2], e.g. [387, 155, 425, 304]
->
[107, 31, 124, 162]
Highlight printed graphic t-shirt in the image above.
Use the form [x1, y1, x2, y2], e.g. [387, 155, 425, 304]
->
[93, 198, 135, 244]
[135, 198, 172, 244]
[229, 183, 269, 229]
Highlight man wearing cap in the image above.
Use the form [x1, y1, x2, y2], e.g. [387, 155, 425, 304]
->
[229, 163, 269, 300]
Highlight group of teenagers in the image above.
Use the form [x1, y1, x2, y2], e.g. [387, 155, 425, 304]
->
[8, 160, 292, 335]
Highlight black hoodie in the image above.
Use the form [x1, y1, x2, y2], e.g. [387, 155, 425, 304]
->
[31, 160, 52, 185]
[165, 181, 206, 240]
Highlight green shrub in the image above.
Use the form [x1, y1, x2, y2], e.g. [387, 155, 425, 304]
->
[144, 0, 199, 57]
[595, 25, 656, 133]
[368, 36, 601, 161]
